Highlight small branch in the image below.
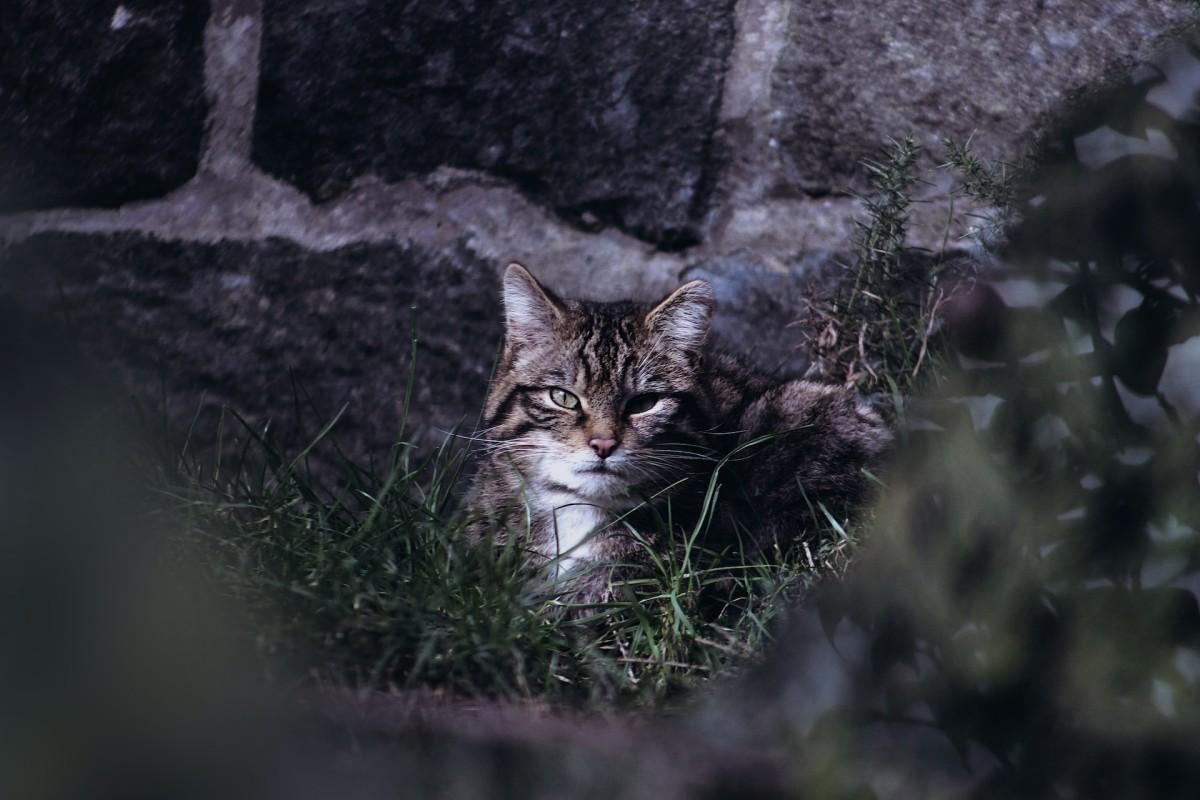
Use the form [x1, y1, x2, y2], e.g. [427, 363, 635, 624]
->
[912, 288, 947, 379]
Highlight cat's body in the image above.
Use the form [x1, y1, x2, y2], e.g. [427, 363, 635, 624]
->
[465, 264, 890, 598]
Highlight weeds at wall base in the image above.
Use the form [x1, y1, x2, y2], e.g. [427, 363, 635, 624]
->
[151, 404, 847, 707]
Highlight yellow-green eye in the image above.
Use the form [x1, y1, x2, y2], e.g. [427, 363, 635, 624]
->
[548, 388, 580, 410]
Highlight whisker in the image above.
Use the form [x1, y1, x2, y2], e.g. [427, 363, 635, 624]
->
[646, 449, 717, 462]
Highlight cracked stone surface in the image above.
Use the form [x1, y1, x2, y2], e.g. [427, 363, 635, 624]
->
[0, 0, 209, 212]
[0, 230, 830, 464]
[0, 233, 502, 464]
[253, 0, 737, 248]
[2, 0, 1199, 461]
[772, 0, 1198, 195]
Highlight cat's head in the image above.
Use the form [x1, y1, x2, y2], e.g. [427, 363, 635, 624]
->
[482, 262, 715, 505]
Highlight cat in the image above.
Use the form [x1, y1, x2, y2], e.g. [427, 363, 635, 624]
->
[465, 262, 891, 601]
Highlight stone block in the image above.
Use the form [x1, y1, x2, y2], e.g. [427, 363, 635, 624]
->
[772, 0, 1196, 194]
[0, 234, 502, 468]
[0, 1, 209, 211]
[253, 0, 737, 247]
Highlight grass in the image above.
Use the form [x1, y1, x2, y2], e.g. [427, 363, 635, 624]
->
[799, 137, 953, 405]
[940, 134, 1018, 243]
[799, 135, 1019, 422]
[150, 408, 852, 707]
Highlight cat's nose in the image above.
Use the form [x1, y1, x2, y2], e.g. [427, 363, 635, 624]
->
[589, 436, 619, 460]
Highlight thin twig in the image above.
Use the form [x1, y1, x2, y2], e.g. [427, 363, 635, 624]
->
[858, 322, 880, 383]
[912, 288, 947, 378]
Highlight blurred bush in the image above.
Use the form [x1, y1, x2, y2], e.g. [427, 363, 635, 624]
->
[700, 39, 1200, 800]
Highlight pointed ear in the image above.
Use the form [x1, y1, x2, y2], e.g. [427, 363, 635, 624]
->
[502, 262, 564, 340]
[644, 279, 714, 352]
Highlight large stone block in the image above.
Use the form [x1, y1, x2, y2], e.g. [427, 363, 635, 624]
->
[772, 0, 1196, 194]
[0, 234, 502, 468]
[0, 1, 209, 212]
[253, 0, 737, 247]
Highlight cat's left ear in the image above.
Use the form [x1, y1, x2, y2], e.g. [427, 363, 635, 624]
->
[644, 280, 714, 352]
[502, 262, 565, 341]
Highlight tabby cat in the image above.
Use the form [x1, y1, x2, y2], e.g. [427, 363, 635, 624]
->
[466, 263, 891, 598]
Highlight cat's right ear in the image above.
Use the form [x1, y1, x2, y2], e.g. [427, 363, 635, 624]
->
[502, 262, 564, 341]
[645, 279, 715, 353]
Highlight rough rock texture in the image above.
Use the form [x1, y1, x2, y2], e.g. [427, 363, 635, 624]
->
[771, 0, 1198, 195]
[1, 0, 1198, 462]
[0, 233, 502, 465]
[253, 0, 737, 247]
[684, 254, 835, 377]
[0, 230, 825, 465]
[0, 1, 209, 212]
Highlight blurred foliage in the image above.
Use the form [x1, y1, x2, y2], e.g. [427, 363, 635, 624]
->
[738, 42, 1200, 799]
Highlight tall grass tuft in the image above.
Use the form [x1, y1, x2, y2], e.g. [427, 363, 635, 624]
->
[152, 408, 827, 706]
[800, 137, 958, 404]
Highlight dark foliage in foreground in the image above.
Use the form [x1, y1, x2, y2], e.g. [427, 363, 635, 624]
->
[698, 58, 1200, 798]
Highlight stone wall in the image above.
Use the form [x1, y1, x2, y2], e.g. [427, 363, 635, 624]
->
[1, 0, 1196, 462]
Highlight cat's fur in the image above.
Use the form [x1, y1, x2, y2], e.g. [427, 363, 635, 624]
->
[466, 263, 891, 598]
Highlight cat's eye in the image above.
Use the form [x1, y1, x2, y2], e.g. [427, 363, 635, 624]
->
[624, 393, 661, 416]
[548, 388, 580, 410]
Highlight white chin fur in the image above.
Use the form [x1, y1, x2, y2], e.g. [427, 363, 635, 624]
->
[538, 452, 633, 504]
[530, 450, 638, 575]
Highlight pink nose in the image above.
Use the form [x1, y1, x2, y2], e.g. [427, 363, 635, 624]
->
[589, 436, 619, 459]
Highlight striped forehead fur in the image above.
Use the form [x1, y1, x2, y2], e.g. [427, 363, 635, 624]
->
[490, 265, 713, 412]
